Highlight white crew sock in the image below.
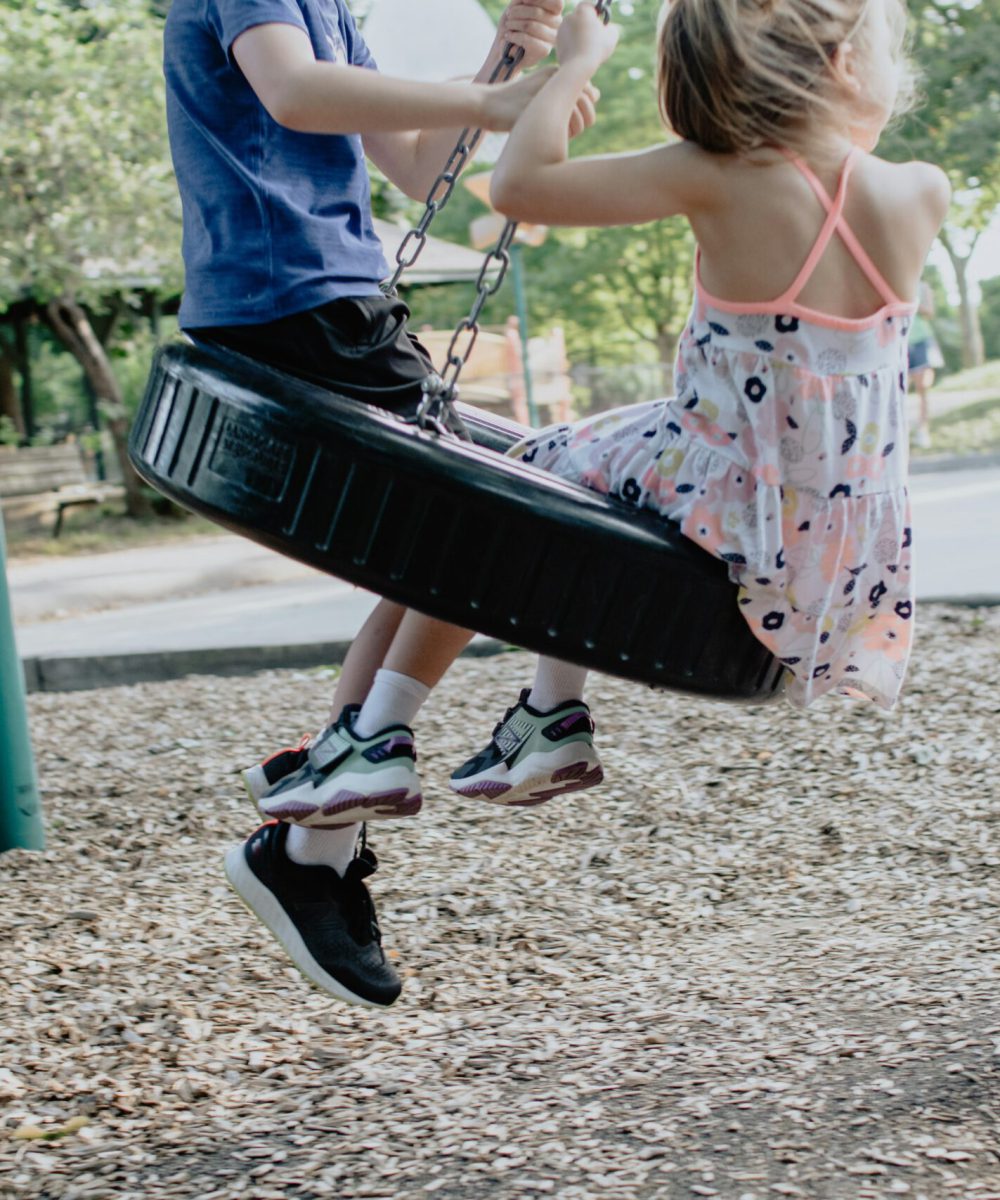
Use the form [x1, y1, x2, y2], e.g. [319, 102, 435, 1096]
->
[285, 822, 361, 876]
[353, 668, 431, 738]
[527, 657, 589, 713]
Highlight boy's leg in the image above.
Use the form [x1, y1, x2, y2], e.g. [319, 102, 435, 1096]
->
[219, 301, 464, 1008]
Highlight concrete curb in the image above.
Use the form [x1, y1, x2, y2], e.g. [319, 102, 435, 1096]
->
[920, 595, 1000, 609]
[910, 450, 1000, 474]
[22, 637, 511, 694]
[21, 595, 999, 693]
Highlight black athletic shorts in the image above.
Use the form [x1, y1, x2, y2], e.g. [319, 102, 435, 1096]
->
[188, 294, 436, 418]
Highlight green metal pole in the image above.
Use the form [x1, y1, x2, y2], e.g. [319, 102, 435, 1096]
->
[510, 244, 539, 428]
[0, 509, 43, 853]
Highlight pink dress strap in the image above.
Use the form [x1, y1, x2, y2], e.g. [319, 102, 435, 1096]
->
[785, 147, 905, 308]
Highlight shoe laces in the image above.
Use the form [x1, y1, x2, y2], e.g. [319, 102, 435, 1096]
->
[339, 842, 383, 946]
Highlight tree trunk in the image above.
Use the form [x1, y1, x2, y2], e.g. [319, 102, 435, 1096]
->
[0, 342, 24, 439]
[940, 231, 985, 370]
[13, 320, 34, 440]
[45, 296, 152, 517]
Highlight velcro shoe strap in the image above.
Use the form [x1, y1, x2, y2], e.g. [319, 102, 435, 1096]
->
[308, 727, 354, 775]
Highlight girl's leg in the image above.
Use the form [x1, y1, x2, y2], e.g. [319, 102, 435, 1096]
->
[353, 611, 474, 736]
[328, 597, 407, 720]
[528, 656, 589, 711]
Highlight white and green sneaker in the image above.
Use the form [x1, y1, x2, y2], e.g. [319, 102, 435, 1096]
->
[449, 689, 603, 808]
[258, 705, 422, 827]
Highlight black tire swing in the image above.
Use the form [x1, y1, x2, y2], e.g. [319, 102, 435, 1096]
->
[129, 7, 786, 704]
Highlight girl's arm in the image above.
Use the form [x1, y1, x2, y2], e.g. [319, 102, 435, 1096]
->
[491, 5, 720, 226]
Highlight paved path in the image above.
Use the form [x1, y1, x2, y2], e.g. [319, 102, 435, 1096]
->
[8, 535, 319, 624]
[908, 466, 1000, 599]
[8, 465, 999, 690]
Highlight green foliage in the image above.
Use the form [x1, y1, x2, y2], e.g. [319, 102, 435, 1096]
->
[109, 319, 179, 414]
[27, 327, 92, 441]
[883, 0, 1000, 230]
[0, 415, 19, 447]
[919, 393, 1000, 457]
[0, 0, 181, 306]
[977, 277, 1000, 362]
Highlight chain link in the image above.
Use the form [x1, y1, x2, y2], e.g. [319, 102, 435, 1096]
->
[395, 3, 615, 429]
[384, 43, 524, 294]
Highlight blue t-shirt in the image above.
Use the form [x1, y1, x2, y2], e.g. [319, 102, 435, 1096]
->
[164, 0, 389, 328]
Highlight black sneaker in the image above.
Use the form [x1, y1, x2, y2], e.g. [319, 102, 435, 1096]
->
[224, 821, 402, 1008]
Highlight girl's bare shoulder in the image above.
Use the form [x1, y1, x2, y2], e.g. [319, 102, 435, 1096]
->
[862, 154, 951, 225]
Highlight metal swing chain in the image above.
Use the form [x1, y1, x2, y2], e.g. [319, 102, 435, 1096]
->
[384, 42, 526, 295]
[386, 0, 614, 431]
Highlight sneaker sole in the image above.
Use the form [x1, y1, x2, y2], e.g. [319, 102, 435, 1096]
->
[259, 766, 422, 826]
[450, 746, 604, 807]
[223, 845, 393, 1009]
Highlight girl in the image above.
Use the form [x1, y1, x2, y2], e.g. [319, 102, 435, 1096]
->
[233, 0, 949, 1006]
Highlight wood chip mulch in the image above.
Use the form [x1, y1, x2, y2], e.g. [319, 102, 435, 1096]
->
[3, 604, 999, 1199]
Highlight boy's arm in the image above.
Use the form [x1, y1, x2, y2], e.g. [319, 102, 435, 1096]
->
[363, 1, 565, 200]
[232, 22, 552, 139]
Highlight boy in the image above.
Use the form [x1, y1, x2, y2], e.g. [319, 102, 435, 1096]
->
[164, 0, 595, 1009]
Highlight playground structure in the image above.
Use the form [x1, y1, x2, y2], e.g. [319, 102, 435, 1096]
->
[0, 510, 43, 852]
[417, 318, 575, 427]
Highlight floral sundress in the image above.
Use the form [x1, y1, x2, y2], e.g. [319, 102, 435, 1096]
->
[511, 148, 917, 709]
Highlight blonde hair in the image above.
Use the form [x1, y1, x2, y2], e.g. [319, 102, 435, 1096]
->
[657, 0, 915, 156]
